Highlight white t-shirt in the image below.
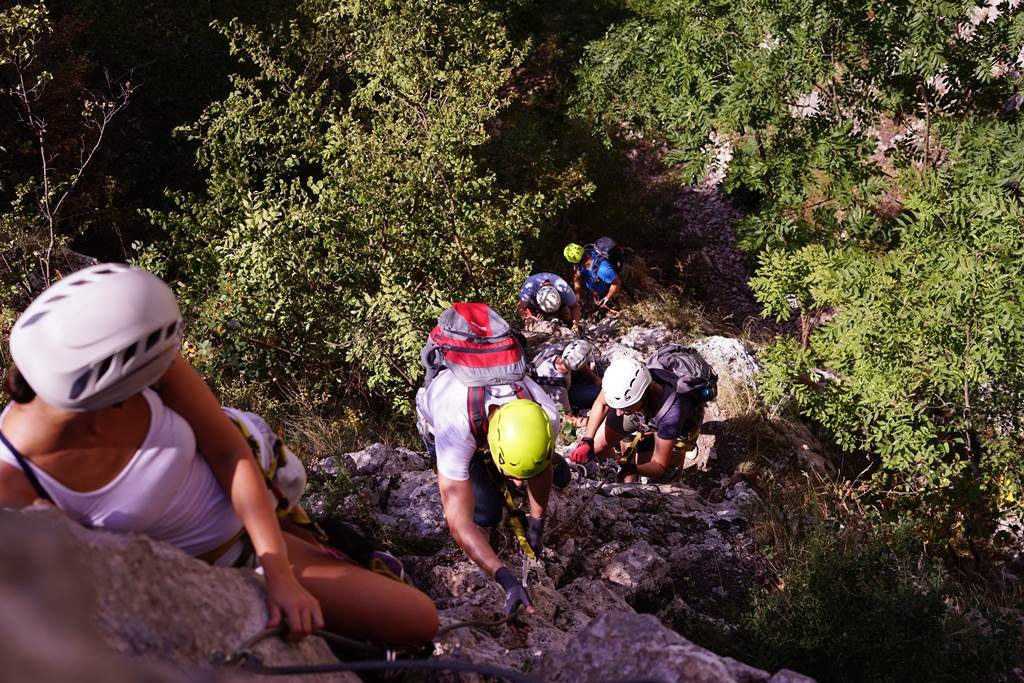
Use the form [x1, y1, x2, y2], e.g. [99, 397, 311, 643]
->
[415, 371, 560, 481]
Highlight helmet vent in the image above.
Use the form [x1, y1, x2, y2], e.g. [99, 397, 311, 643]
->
[69, 371, 91, 401]
[145, 329, 161, 351]
[121, 343, 137, 365]
[18, 311, 48, 328]
[69, 279, 90, 287]
[93, 268, 115, 275]
[97, 354, 114, 381]
[164, 322, 178, 339]
[44, 295, 67, 304]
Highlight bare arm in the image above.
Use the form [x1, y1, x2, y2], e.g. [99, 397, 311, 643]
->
[525, 464, 552, 519]
[583, 389, 610, 441]
[516, 299, 531, 320]
[572, 269, 585, 300]
[155, 355, 322, 638]
[437, 473, 503, 576]
[603, 276, 622, 303]
[636, 436, 673, 478]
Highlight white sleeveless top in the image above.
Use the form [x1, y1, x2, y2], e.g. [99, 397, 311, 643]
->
[0, 389, 243, 558]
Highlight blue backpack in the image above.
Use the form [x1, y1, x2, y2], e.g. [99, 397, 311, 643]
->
[584, 236, 624, 275]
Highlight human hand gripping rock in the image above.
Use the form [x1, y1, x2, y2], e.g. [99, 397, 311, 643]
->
[495, 566, 534, 617]
[264, 562, 324, 642]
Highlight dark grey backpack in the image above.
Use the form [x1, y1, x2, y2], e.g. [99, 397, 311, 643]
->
[528, 342, 567, 386]
[646, 344, 718, 402]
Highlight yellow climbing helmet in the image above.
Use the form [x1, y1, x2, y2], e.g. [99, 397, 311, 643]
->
[488, 399, 553, 479]
[563, 242, 585, 264]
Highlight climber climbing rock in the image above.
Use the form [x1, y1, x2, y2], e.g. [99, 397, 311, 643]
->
[416, 303, 570, 618]
[516, 272, 581, 331]
[530, 339, 602, 426]
[0, 263, 439, 646]
[564, 238, 624, 316]
[569, 345, 717, 484]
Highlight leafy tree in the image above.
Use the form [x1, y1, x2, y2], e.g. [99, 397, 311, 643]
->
[574, 0, 1024, 543]
[148, 0, 586, 414]
[0, 2, 133, 360]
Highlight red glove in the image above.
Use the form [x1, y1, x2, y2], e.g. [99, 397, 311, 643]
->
[569, 437, 594, 464]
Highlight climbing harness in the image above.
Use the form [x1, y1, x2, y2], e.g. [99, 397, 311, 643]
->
[618, 423, 701, 479]
[502, 484, 536, 562]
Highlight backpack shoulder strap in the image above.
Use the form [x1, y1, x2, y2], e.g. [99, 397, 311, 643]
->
[467, 386, 488, 447]
[0, 429, 53, 503]
[467, 384, 531, 448]
[651, 375, 686, 426]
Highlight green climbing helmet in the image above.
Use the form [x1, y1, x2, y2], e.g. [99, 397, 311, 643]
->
[488, 399, 553, 479]
[563, 242, 584, 264]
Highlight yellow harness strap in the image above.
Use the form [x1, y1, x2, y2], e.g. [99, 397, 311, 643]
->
[198, 415, 318, 567]
[196, 528, 248, 565]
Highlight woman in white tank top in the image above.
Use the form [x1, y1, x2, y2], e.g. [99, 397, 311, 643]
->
[0, 264, 438, 646]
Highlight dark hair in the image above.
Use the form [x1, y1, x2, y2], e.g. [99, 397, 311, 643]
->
[4, 366, 36, 404]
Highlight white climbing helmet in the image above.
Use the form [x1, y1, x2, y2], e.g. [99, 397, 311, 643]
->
[536, 285, 562, 314]
[603, 357, 651, 409]
[561, 339, 593, 371]
[9, 263, 183, 411]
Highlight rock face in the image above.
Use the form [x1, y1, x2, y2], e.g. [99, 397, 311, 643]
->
[308, 330, 815, 681]
[540, 612, 814, 683]
[0, 508, 352, 683]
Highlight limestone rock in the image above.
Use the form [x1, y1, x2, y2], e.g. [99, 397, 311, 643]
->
[539, 612, 791, 683]
[693, 336, 763, 391]
[0, 508, 352, 683]
[601, 539, 671, 601]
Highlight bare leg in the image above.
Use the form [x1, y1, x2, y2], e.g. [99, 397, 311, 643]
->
[283, 532, 439, 645]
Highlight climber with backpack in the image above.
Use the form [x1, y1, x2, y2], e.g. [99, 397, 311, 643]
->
[415, 303, 570, 618]
[568, 344, 717, 484]
[516, 272, 580, 331]
[564, 237, 623, 315]
[530, 339, 601, 426]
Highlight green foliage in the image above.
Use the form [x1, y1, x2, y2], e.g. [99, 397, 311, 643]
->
[0, 3, 59, 339]
[1, 2, 132, 363]
[150, 0, 586, 414]
[741, 522, 1020, 682]
[573, 0, 1020, 250]
[753, 121, 1024, 543]
[574, 0, 1024, 544]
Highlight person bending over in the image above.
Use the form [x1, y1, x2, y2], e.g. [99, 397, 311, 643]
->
[516, 272, 581, 332]
[417, 370, 567, 617]
[563, 242, 622, 313]
[567, 357, 703, 483]
[531, 339, 601, 426]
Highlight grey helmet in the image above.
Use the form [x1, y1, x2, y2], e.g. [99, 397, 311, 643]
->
[536, 285, 562, 314]
[561, 339, 593, 371]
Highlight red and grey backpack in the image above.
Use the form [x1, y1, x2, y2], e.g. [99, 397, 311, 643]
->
[420, 303, 531, 446]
